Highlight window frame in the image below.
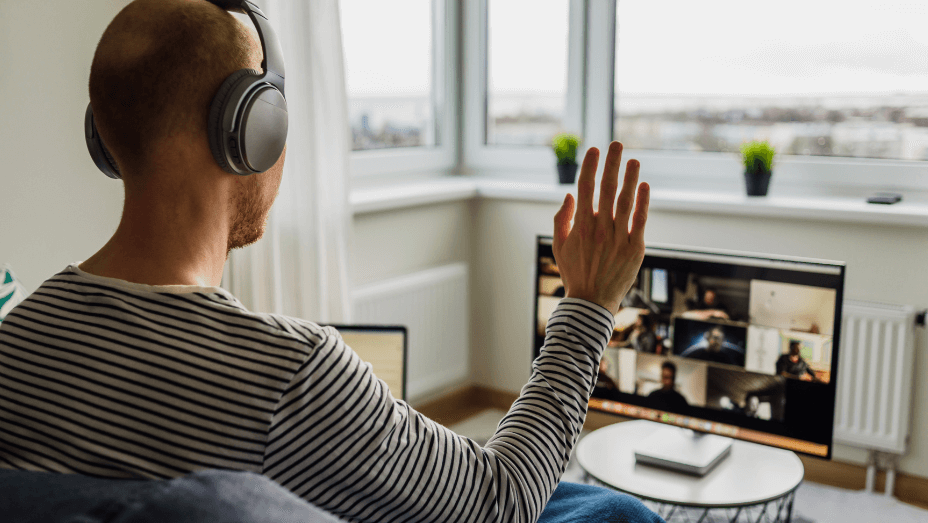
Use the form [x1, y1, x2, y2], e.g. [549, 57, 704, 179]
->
[460, 0, 928, 194]
[602, 0, 928, 194]
[347, 0, 458, 178]
[463, 0, 587, 176]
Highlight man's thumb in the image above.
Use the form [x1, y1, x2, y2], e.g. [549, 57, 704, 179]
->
[553, 193, 574, 245]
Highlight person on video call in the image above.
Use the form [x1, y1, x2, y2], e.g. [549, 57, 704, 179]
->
[682, 287, 730, 321]
[595, 357, 620, 392]
[776, 340, 818, 382]
[624, 313, 657, 353]
[0, 2, 655, 520]
[681, 325, 745, 366]
[647, 361, 689, 411]
[744, 394, 762, 418]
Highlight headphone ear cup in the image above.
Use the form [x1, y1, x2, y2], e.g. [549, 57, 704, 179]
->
[84, 103, 122, 179]
[239, 87, 288, 173]
[208, 68, 260, 175]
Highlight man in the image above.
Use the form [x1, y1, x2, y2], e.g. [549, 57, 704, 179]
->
[681, 325, 745, 366]
[595, 356, 619, 393]
[0, 1, 651, 521]
[776, 340, 818, 381]
[625, 313, 657, 353]
[681, 287, 730, 321]
[646, 361, 689, 412]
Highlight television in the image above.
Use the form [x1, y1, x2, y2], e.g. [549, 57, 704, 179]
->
[533, 236, 846, 463]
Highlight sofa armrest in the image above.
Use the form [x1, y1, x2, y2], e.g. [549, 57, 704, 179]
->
[0, 468, 343, 523]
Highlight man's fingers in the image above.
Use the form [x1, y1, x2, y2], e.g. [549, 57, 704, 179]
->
[615, 159, 640, 232]
[575, 147, 600, 228]
[597, 141, 622, 226]
[553, 193, 575, 249]
[630, 182, 650, 244]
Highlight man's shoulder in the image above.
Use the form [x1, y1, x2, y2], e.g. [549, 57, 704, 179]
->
[684, 345, 708, 356]
[257, 313, 339, 346]
[9, 265, 340, 357]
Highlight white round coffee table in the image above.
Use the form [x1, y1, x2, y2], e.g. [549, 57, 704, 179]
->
[576, 420, 804, 522]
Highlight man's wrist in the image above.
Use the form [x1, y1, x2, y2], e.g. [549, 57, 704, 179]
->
[558, 297, 617, 330]
[564, 292, 618, 316]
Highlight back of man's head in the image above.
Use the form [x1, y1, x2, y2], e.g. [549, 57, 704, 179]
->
[89, 0, 260, 178]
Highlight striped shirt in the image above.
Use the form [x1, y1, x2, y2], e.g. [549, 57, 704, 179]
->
[0, 264, 615, 523]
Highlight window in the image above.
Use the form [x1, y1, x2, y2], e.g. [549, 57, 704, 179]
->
[465, 0, 585, 173]
[341, 0, 456, 177]
[460, 1, 927, 193]
[486, 0, 570, 147]
[613, 1, 928, 164]
[342, 0, 435, 151]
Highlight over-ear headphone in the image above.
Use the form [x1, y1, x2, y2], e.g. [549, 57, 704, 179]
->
[84, 0, 288, 179]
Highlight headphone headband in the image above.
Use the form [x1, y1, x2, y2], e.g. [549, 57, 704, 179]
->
[85, 0, 288, 179]
[211, 0, 285, 93]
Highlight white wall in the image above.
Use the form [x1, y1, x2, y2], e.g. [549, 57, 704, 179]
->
[352, 201, 475, 402]
[351, 200, 474, 287]
[472, 197, 928, 478]
[0, 1, 129, 293]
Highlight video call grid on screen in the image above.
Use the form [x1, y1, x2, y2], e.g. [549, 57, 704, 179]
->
[533, 237, 846, 458]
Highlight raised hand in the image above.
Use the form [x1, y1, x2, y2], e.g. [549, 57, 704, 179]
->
[552, 141, 650, 316]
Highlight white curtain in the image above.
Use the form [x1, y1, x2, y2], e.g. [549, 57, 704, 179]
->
[223, 0, 353, 324]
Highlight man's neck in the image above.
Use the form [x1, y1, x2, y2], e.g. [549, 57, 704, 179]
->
[80, 193, 230, 287]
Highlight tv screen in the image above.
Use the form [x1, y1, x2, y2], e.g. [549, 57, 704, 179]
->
[533, 236, 846, 458]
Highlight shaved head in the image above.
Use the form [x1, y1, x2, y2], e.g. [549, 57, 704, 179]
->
[89, 0, 262, 176]
[79, 0, 286, 287]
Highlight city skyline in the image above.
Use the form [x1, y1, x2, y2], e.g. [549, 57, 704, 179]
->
[350, 91, 928, 159]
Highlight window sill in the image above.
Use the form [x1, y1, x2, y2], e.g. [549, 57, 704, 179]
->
[350, 176, 928, 228]
[350, 177, 479, 215]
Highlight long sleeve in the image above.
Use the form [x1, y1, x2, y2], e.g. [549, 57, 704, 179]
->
[264, 297, 615, 523]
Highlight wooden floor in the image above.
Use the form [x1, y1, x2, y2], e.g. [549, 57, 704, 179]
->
[415, 384, 928, 510]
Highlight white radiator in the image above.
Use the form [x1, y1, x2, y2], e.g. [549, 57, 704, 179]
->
[834, 300, 918, 455]
[351, 263, 469, 403]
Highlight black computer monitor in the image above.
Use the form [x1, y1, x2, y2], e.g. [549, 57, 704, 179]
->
[533, 236, 846, 459]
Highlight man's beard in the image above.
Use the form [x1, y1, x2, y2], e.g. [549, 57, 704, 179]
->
[227, 177, 272, 254]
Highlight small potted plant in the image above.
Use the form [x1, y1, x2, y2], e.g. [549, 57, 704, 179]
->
[552, 133, 582, 184]
[741, 140, 775, 196]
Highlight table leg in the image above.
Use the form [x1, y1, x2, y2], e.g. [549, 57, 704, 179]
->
[727, 506, 742, 523]
[772, 492, 788, 522]
[752, 501, 769, 523]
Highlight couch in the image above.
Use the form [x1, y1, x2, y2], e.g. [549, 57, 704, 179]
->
[0, 468, 664, 522]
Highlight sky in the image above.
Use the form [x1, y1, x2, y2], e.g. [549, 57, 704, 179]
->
[617, 0, 928, 96]
[340, 0, 928, 98]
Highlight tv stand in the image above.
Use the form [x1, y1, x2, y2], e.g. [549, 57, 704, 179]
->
[633, 425, 733, 476]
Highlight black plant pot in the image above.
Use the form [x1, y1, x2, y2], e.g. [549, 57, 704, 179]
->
[557, 162, 578, 184]
[744, 169, 772, 196]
